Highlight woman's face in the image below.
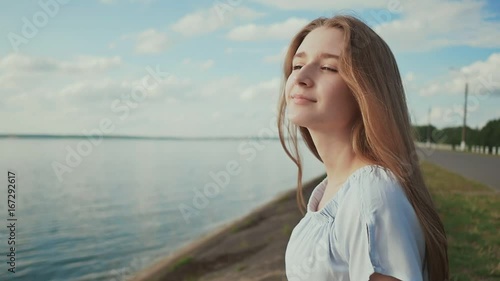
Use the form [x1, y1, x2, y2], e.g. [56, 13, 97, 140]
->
[285, 27, 359, 132]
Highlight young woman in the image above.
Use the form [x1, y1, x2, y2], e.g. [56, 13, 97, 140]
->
[278, 15, 449, 281]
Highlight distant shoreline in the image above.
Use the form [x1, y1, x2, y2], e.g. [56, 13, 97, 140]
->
[0, 134, 289, 141]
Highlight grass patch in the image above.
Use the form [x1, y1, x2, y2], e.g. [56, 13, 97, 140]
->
[421, 161, 499, 280]
[169, 256, 193, 272]
[239, 239, 249, 249]
[282, 223, 292, 236]
[236, 264, 248, 272]
[231, 215, 261, 233]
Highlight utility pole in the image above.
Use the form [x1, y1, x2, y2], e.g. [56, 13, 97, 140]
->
[450, 67, 469, 152]
[460, 82, 468, 151]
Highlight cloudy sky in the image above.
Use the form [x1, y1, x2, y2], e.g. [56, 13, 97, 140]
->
[0, 0, 499, 137]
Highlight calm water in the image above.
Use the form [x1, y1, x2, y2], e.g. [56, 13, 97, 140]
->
[0, 138, 324, 281]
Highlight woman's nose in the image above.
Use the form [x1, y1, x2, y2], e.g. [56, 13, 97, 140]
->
[294, 66, 314, 87]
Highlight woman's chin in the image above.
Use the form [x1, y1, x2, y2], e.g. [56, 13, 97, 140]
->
[286, 114, 311, 128]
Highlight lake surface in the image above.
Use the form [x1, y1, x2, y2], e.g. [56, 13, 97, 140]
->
[0, 138, 324, 281]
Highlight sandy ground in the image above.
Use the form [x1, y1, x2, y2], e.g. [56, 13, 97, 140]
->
[130, 175, 324, 281]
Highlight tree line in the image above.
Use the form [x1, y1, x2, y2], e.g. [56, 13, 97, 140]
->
[413, 118, 500, 152]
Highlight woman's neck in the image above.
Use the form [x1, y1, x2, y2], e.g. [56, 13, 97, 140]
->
[308, 127, 372, 190]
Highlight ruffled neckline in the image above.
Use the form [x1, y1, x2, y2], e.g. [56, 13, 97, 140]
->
[307, 164, 385, 223]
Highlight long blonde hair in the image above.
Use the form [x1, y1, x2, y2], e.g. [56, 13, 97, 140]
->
[277, 15, 449, 281]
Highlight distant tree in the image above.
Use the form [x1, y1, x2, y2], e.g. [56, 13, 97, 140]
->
[467, 127, 481, 147]
[412, 117, 500, 150]
[479, 119, 500, 151]
[438, 127, 455, 144]
[412, 125, 437, 142]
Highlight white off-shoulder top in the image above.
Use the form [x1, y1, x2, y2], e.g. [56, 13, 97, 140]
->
[285, 164, 427, 281]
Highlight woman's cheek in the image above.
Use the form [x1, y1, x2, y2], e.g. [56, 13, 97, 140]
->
[285, 77, 293, 100]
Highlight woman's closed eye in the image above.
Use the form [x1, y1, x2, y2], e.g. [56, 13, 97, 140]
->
[321, 66, 338, 72]
[292, 65, 337, 72]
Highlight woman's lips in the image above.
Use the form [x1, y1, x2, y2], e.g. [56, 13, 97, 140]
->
[293, 97, 316, 104]
[292, 94, 316, 104]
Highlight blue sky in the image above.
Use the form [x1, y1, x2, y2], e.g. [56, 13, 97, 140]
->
[0, 0, 499, 137]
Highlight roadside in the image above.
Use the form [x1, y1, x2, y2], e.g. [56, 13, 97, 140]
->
[419, 146, 500, 191]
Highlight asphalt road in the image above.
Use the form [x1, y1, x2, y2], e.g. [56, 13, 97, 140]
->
[418, 148, 500, 191]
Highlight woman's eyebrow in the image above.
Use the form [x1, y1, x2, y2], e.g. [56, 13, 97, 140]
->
[293, 51, 339, 60]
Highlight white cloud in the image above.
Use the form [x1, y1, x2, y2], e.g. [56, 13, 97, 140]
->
[374, 0, 500, 52]
[249, 0, 389, 10]
[226, 17, 309, 41]
[462, 53, 500, 79]
[429, 107, 452, 124]
[251, 0, 499, 51]
[417, 82, 444, 97]
[404, 72, 415, 82]
[418, 104, 475, 129]
[0, 73, 20, 91]
[0, 53, 124, 113]
[99, 0, 156, 4]
[201, 60, 214, 70]
[147, 75, 193, 98]
[55, 79, 125, 103]
[0, 53, 122, 73]
[419, 53, 500, 97]
[402, 72, 418, 104]
[0, 63, 280, 136]
[240, 77, 281, 102]
[422, 106, 460, 127]
[171, 5, 265, 36]
[78, 75, 192, 105]
[225, 47, 269, 54]
[53, 74, 192, 106]
[197, 75, 241, 97]
[410, 52, 500, 129]
[122, 29, 170, 54]
[211, 111, 222, 120]
[182, 58, 215, 70]
[264, 45, 288, 63]
[0, 53, 194, 127]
